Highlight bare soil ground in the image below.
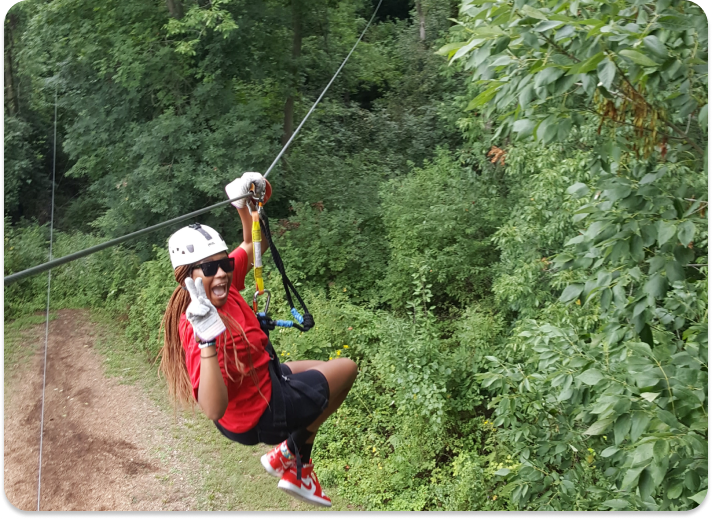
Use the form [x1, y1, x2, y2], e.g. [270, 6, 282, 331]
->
[4, 309, 202, 511]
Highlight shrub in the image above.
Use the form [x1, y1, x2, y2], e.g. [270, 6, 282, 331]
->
[4, 218, 139, 318]
[381, 149, 503, 313]
[124, 248, 177, 359]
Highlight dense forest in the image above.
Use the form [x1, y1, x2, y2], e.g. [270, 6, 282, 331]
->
[4, 0, 708, 511]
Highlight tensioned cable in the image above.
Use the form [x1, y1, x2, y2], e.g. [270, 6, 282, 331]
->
[3, 0, 382, 286]
[263, 0, 383, 179]
[3, 192, 253, 285]
[37, 84, 58, 512]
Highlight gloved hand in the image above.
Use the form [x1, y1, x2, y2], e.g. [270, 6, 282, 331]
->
[184, 277, 226, 343]
[225, 172, 266, 209]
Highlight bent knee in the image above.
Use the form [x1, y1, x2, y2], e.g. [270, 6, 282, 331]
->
[327, 357, 357, 374]
[339, 357, 358, 381]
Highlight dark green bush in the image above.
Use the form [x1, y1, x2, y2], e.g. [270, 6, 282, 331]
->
[4, 218, 139, 318]
[381, 149, 503, 313]
[124, 248, 176, 359]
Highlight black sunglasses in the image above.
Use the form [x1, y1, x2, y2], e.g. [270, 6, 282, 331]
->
[191, 257, 235, 277]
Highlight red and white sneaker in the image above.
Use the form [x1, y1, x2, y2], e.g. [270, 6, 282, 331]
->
[278, 460, 332, 508]
[260, 440, 296, 478]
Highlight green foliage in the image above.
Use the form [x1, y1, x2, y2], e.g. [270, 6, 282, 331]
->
[489, 127, 599, 314]
[166, 0, 239, 56]
[3, 115, 45, 215]
[4, 217, 50, 315]
[444, 0, 708, 511]
[264, 273, 511, 510]
[381, 149, 503, 311]
[446, 0, 707, 158]
[4, 218, 139, 317]
[5, 0, 706, 511]
[481, 310, 707, 510]
[273, 201, 388, 304]
[124, 248, 177, 359]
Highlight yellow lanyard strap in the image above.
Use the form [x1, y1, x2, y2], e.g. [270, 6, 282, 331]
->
[252, 202, 265, 311]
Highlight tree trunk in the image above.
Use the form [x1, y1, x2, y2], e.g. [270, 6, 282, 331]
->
[416, 1, 425, 42]
[166, 0, 184, 19]
[4, 14, 17, 115]
[282, 0, 302, 147]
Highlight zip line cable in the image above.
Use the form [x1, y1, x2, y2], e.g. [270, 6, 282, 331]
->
[37, 85, 58, 512]
[3, 0, 383, 287]
[263, 0, 383, 180]
[3, 193, 253, 285]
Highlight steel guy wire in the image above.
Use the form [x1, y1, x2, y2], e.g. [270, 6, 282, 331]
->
[4, 0, 383, 287]
[37, 84, 58, 512]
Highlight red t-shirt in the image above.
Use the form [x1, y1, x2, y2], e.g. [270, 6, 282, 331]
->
[180, 246, 272, 433]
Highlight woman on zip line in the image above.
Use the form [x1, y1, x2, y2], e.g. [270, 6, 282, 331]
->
[159, 172, 357, 507]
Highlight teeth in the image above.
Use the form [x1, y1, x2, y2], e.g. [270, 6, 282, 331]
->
[212, 284, 227, 297]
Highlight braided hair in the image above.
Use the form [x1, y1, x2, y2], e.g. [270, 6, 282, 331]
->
[159, 263, 265, 409]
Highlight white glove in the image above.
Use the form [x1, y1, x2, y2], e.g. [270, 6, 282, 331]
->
[225, 172, 266, 209]
[184, 277, 226, 344]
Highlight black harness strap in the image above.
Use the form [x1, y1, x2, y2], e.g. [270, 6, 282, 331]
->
[259, 211, 314, 332]
[265, 342, 287, 431]
[255, 211, 314, 481]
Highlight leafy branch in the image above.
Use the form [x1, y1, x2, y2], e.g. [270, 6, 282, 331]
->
[609, 56, 704, 155]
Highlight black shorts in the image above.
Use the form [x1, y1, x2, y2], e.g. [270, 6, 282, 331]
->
[214, 364, 330, 446]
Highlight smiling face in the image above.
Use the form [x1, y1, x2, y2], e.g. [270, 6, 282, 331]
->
[189, 252, 233, 308]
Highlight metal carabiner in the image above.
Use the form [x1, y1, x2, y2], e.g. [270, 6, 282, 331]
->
[253, 289, 271, 314]
[248, 183, 265, 208]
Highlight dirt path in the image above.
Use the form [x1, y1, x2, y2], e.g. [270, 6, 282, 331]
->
[4, 309, 202, 511]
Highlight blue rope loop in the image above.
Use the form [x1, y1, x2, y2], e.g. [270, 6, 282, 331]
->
[257, 312, 293, 328]
[290, 308, 305, 324]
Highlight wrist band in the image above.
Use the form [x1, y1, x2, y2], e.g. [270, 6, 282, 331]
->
[197, 339, 216, 349]
[201, 352, 218, 359]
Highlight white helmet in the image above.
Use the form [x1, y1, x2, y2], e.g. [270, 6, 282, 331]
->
[168, 223, 228, 269]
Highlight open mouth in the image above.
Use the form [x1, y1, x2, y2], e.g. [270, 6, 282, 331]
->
[212, 283, 228, 298]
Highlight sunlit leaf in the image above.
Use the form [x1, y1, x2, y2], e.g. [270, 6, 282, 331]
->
[533, 20, 563, 32]
[619, 49, 659, 68]
[690, 489, 707, 504]
[569, 51, 605, 75]
[521, 4, 547, 20]
[578, 368, 603, 385]
[598, 59, 616, 89]
[640, 392, 659, 402]
[584, 418, 612, 436]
